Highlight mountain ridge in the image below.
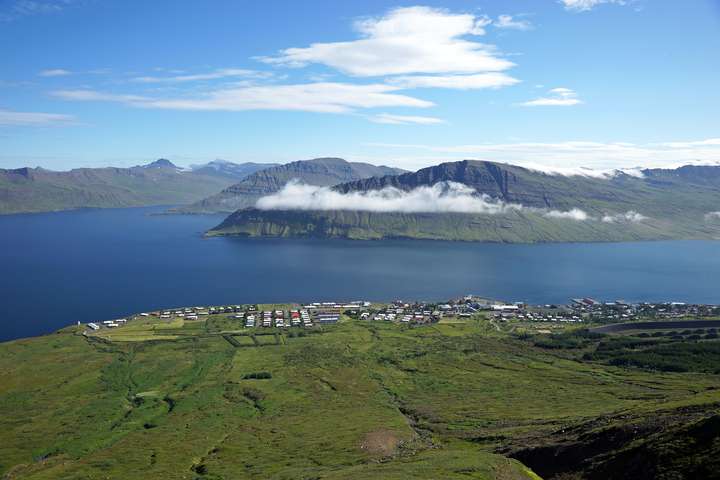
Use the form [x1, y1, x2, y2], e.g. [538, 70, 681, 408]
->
[189, 160, 279, 180]
[208, 159, 720, 243]
[175, 157, 407, 214]
[0, 159, 260, 215]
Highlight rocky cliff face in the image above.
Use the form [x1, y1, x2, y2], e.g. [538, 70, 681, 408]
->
[336, 160, 653, 210]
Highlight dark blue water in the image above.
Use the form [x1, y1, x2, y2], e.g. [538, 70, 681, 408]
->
[1, 206, 720, 341]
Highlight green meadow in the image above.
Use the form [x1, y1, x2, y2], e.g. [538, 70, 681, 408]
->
[1, 314, 718, 479]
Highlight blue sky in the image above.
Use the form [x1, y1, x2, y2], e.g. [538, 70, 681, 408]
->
[1, 0, 719, 172]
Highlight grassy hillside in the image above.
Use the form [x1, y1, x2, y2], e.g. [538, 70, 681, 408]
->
[0, 159, 256, 215]
[208, 207, 720, 242]
[1, 312, 719, 479]
[208, 160, 720, 242]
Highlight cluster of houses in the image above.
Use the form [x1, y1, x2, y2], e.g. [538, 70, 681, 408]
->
[634, 302, 720, 319]
[568, 298, 720, 323]
[241, 309, 315, 328]
[231, 301, 377, 328]
[86, 318, 128, 330]
[360, 302, 441, 324]
[514, 311, 584, 323]
[152, 305, 247, 321]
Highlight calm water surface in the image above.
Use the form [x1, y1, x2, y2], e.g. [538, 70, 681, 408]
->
[1, 206, 719, 341]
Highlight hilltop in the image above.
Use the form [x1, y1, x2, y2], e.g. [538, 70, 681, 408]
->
[1, 302, 719, 479]
[175, 157, 407, 214]
[0, 159, 273, 215]
[208, 160, 720, 242]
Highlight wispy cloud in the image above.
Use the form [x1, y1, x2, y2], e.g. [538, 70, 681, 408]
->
[52, 82, 433, 114]
[560, 0, 627, 12]
[39, 68, 72, 77]
[0, 109, 77, 126]
[131, 68, 272, 83]
[656, 139, 720, 148]
[387, 72, 519, 90]
[520, 87, 582, 107]
[53, 90, 148, 103]
[370, 113, 445, 125]
[37, 68, 111, 77]
[543, 208, 589, 221]
[1, 0, 82, 21]
[494, 15, 533, 30]
[259, 6, 514, 77]
[602, 211, 647, 223]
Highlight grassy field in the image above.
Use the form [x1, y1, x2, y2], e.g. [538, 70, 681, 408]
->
[1, 315, 719, 479]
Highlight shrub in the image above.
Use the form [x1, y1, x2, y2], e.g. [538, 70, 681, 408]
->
[243, 371, 272, 380]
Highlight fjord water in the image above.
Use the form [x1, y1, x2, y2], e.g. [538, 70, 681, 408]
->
[1, 206, 720, 341]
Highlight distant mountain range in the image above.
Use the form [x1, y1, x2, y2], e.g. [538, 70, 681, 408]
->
[208, 160, 720, 243]
[188, 160, 279, 180]
[0, 159, 273, 214]
[174, 157, 407, 214]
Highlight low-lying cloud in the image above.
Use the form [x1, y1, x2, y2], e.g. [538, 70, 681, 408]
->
[705, 211, 720, 220]
[543, 208, 589, 221]
[602, 211, 647, 223]
[256, 181, 522, 214]
[256, 180, 607, 222]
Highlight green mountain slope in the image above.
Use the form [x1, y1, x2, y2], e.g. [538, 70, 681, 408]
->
[1, 313, 719, 479]
[176, 157, 407, 214]
[208, 160, 720, 242]
[209, 208, 720, 242]
[0, 159, 264, 215]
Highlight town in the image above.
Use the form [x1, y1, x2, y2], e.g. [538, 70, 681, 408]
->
[83, 296, 720, 334]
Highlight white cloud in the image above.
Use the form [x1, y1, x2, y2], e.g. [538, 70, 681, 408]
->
[256, 180, 522, 214]
[494, 15, 532, 30]
[561, 0, 626, 12]
[0, 109, 76, 126]
[131, 68, 270, 83]
[387, 72, 519, 90]
[602, 211, 647, 223]
[256, 180, 606, 223]
[259, 6, 514, 77]
[52, 82, 433, 114]
[46, 7, 524, 123]
[520, 87, 582, 107]
[706, 212, 720, 220]
[362, 138, 720, 172]
[370, 113, 445, 125]
[543, 208, 590, 221]
[39, 68, 72, 77]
